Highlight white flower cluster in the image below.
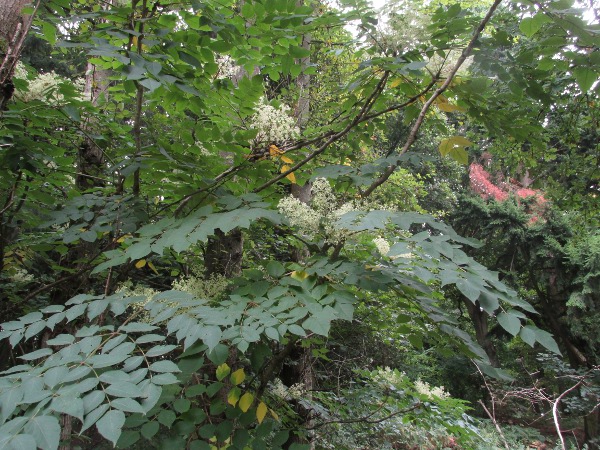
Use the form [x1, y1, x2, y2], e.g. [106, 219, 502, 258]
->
[10, 268, 34, 283]
[172, 272, 228, 302]
[270, 378, 305, 400]
[373, 237, 390, 256]
[372, 366, 405, 386]
[278, 178, 356, 244]
[278, 196, 321, 234]
[13, 63, 83, 104]
[414, 379, 450, 400]
[215, 55, 239, 80]
[249, 98, 300, 146]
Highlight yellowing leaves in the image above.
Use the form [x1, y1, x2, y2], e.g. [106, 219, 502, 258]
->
[230, 368, 245, 386]
[227, 387, 241, 406]
[238, 392, 254, 413]
[280, 165, 296, 184]
[439, 136, 472, 165]
[389, 78, 403, 88]
[435, 95, 464, 113]
[135, 259, 146, 269]
[216, 363, 231, 381]
[269, 144, 283, 157]
[256, 401, 268, 424]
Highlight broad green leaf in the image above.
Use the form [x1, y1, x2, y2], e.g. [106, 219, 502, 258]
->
[141, 421, 159, 439]
[574, 68, 598, 92]
[533, 327, 562, 355]
[497, 312, 521, 336]
[105, 381, 144, 398]
[149, 360, 181, 373]
[519, 13, 551, 37]
[111, 397, 146, 413]
[24, 416, 60, 450]
[50, 396, 84, 421]
[96, 409, 125, 447]
[302, 316, 330, 336]
[6, 433, 37, 450]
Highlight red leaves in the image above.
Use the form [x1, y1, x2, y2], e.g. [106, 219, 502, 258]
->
[469, 163, 547, 224]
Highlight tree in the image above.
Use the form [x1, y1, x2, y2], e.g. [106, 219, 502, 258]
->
[0, 0, 597, 448]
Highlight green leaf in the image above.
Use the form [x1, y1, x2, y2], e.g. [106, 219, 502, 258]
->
[111, 397, 146, 414]
[149, 360, 181, 373]
[50, 396, 85, 421]
[157, 410, 176, 427]
[105, 381, 144, 398]
[302, 316, 330, 336]
[81, 404, 109, 433]
[173, 398, 191, 413]
[497, 311, 521, 336]
[96, 409, 125, 447]
[266, 261, 285, 278]
[141, 421, 159, 439]
[19, 348, 53, 361]
[24, 416, 60, 450]
[6, 434, 37, 450]
[533, 327, 562, 355]
[519, 13, 550, 38]
[574, 68, 598, 92]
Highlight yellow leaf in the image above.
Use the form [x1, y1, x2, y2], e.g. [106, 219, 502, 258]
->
[280, 155, 293, 164]
[389, 78, 402, 88]
[439, 136, 473, 156]
[256, 402, 268, 424]
[280, 164, 290, 173]
[147, 261, 158, 274]
[135, 259, 146, 269]
[290, 270, 308, 281]
[269, 408, 280, 421]
[216, 363, 231, 381]
[286, 172, 296, 184]
[436, 102, 465, 113]
[239, 392, 254, 413]
[227, 387, 241, 406]
[230, 368, 245, 386]
[269, 145, 283, 157]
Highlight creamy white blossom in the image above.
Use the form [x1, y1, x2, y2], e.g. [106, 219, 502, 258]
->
[270, 378, 305, 400]
[414, 379, 449, 399]
[13, 63, 84, 104]
[249, 98, 299, 146]
[373, 237, 390, 256]
[278, 196, 321, 234]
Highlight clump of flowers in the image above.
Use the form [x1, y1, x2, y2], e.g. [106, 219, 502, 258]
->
[373, 237, 390, 256]
[215, 54, 239, 80]
[270, 378, 306, 400]
[13, 62, 84, 104]
[278, 178, 359, 244]
[249, 98, 300, 147]
[172, 270, 229, 304]
[414, 379, 450, 400]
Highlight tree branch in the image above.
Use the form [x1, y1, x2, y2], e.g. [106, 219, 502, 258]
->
[361, 0, 504, 198]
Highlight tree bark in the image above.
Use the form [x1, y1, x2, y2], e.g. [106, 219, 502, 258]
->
[0, 0, 39, 109]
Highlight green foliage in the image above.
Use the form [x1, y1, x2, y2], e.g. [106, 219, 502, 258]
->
[3, 0, 597, 447]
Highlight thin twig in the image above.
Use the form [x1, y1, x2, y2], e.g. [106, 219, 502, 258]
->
[361, 0, 504, 198]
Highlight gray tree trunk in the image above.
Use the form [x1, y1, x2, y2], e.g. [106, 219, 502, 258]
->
[0, 0, 39, 109]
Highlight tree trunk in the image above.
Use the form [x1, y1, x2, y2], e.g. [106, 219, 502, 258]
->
[464, 299, 499, 367]
[204, 228, 243, 279]
[0, 0, 39, 109]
